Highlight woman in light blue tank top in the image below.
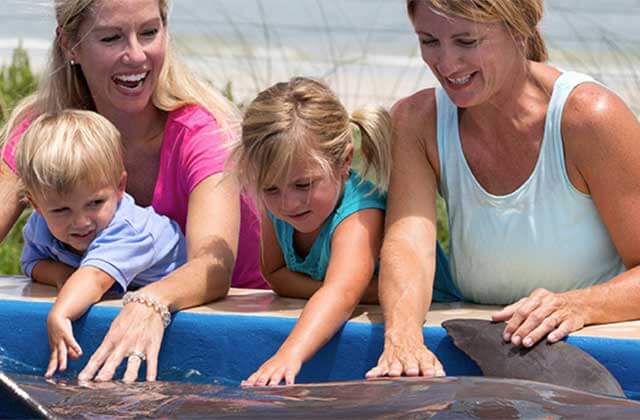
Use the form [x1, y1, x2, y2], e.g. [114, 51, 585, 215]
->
[368, 0, 640, 380]
[229, 77, 456, 386]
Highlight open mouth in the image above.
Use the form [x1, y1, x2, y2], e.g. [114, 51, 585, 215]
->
[444, 72, 476, 89]
[71, 230, 94, 240]
[112, 71, 149, 91]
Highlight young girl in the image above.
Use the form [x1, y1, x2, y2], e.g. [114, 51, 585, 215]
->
[229, 77, 390, 386]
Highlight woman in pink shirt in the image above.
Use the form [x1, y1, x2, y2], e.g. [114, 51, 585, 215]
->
[0, 0, 265, 382]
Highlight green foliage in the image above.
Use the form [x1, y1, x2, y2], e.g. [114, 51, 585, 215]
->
[0, 44, 37, 275]
[0, 43, 37, 126]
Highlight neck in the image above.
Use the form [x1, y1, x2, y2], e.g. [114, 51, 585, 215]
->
[99, 105, 167, 146]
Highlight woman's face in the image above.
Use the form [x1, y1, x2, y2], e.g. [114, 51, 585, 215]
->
[68, 0, 166, 117]
[412, 4, 523, 108]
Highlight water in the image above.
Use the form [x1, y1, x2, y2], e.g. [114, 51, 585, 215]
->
[1, 0, 639, 109]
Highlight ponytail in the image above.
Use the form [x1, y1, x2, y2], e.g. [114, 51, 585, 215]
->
[349, 106, 392, 189]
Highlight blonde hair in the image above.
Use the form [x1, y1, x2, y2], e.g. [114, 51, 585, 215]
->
[407, 0, 548, 62]
[16, 110, 124, 198]
[1, 0, 239, 147]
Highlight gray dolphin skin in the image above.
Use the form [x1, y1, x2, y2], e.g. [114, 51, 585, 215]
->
[2, 373, 640, 418]
[442, 318, 625, 397]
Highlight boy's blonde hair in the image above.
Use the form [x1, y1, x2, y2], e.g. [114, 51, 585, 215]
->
[407, 0, 547, 62]
[16, 110, 124, 198]
[229, 77, 392, 199]
[1, 0, 240, 148]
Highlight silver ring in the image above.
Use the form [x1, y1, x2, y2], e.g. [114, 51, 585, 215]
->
[129, 350, 146, 361]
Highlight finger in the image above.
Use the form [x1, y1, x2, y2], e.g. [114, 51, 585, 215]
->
[513, 307, 556, 347]
[387, 358, 407, 377]
[45, 349, 59, 378]
[418, 356, 436, 377]
[78, 342, 114, 381]
[548, 320, 573, 343]
[145, 346, 159, 382]
[504, 298, 541, 342]
[284, 370, 296, 386]
[365, 359, 389, 379]
[434, 359, 446, 377]
[242, 372, 259, 387]
[123, 355, 143, 384]
[94, 349, 127, 382]
[268, 371, 284, 387]
[57, 341, 68, 372]
[66, 335, 83, 359]
[491, 302, 518, 322]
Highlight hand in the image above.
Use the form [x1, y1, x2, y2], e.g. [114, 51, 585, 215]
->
[492, 288, 587, 348]
[241, 352, 303, 387]
[78, 302, 165, 383]
[45, 312, 82, 377]
[365, 332, 445, 378]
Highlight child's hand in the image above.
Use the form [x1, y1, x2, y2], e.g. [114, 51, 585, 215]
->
[45, 311, 83, 377]
[241, 352, 302, 387]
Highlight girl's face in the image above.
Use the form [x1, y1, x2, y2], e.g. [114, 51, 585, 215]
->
[65, 0, 166, 117]
[261, 157, 349, 235]
[412, 4, 523, 108]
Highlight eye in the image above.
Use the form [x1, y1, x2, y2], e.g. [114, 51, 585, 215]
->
[100, 34, 120, 43]
[88, 199, 105, 208]
[50, 208, 69, 215]
[420, 38, 438, 46]
[140, 28, 159, 38]
[456, 38, 479, 47]
[262, 186, 279, 196]
[295, 181, 313, 190]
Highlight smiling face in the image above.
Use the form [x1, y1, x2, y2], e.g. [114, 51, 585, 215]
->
[412, 4, 524, 108]
[64, 0, 166, 117]
[261, 158, 348, 235]
[29, 177, 125, 254]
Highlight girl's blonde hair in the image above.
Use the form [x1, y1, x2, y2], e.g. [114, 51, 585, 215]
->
[16, 110, 124, 198]
[229, 77, 392, 200]
[1, 0, 240, 147]
[407, 0, 547, 62]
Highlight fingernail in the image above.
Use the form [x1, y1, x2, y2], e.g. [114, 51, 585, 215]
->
[503, 332, 511, 342]
[512, 335, 521, 345]
[523, 337, 533, 347]
[548, 333, 557, 341]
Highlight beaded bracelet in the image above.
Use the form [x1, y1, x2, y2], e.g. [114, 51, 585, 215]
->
[122, 292, 172, 328]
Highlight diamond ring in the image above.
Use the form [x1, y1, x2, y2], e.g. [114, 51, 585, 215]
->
[128, 350, 146, 361]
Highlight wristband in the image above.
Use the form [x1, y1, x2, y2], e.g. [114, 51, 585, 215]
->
[122, 292, 172, 328]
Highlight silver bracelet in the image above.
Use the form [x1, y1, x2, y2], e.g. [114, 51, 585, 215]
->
[122, 292, 172, 328]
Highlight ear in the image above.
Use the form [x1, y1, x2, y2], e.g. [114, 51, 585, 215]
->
[25, 192, 41, 214]
[57, 27, 77, 64]
[341, 143, 354, 178]
[117, 171, 128, 198]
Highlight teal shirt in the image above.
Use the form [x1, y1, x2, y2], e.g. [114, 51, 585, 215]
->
[268, 171, 385, 280]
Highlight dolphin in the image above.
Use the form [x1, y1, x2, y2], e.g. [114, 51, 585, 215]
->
[442, 318, 625, 397]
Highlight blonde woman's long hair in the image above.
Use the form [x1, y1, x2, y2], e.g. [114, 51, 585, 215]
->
[229, 77, 392, 201]
[407, 0, 548, 62]
[1, 0, 240, 146]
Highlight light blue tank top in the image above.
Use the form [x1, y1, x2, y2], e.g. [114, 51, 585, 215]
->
[269, 171, 386, 280]
[437, 71, 625, 305]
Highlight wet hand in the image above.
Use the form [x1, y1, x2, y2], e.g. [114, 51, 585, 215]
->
[365, 334, 445, 379]
[492, 288, 587, 348]
[241, 353, 302, 387]
[45, 312, 82, 377]
[78, 302, 165, 383]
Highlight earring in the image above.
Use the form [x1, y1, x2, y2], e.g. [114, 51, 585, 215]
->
[70, 59, 76, 65]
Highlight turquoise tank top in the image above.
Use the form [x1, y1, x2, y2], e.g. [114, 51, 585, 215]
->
[437, 71, 625, 305]
[268, 171, 386, 280]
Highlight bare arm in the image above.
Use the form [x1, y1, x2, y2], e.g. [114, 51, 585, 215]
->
[244, 209, 384, 386]
[0, 162, 26, 242]
[367, 91, 445, 378]
[31, 260, 76, 288]
[79, 173, 241, 382]
[495, 83, 640, 346]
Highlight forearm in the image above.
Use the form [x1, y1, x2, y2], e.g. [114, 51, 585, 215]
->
[265, 267, 323, 299]
[379, 237, 435, 341]
[31, 260, 76, 288]
[277, 284, 361, 362]
[52, 266, 115, 320]
[568, 266, 640, 325]
[140, 252, 233, 312]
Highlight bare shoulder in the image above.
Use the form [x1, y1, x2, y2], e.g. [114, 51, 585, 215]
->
[391, 88, 437, 128]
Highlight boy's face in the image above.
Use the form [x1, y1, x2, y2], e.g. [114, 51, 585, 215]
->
[29, 174, 126, 254]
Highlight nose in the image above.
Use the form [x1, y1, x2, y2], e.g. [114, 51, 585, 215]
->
[433, 45, 460, 77]
[71, 213, 92, 230]
[280, 190, 305, 214]
[122, 35, 146, 65]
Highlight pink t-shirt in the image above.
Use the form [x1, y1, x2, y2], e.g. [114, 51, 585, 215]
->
[2, 106, 266, 289]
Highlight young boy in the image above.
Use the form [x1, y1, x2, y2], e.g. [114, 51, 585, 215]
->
[16, 110, 187, 377]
